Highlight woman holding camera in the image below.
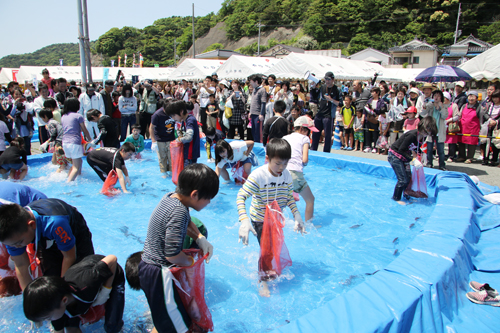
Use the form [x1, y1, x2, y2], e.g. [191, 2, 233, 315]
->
[9, 87, 35, 155]
[227, 80, 247, 139]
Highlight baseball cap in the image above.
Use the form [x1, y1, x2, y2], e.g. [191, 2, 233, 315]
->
[443, 91, 452, 101]
[456, 81, 465, 88]
[468, 90, 478, 97]
[406, 106, 417, 114]
[324, 71, 335, 80]
[294, 116, 319, 132]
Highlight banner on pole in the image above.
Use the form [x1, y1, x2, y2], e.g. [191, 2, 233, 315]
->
[103, 68, 109, 85]
[59, 59, 64, 66]
[111, 60, 115, 67]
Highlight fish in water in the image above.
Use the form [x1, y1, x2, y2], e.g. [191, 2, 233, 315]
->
[350, 224, 363, 229]
[374, 183, 378, 187]
[393, 237, 399, 244]
[393, 249, 399, 256]
[141, 182, 146, 187]
[219, 192, 226, 195]
[409, 223, 415, 229]
[285, 320, 290, 324]
[341, 275, 358, 286]
[365, 270, 380, 276]
[415, 217, 421, 221]
[74, 194, 84, 198]
[119, 226, 144, 245]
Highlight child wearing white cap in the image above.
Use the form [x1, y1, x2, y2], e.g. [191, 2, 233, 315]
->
[283, 116, 318, 222]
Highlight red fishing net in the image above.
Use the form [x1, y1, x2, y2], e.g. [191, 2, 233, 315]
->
[101, 170, 120, 197]
[80, 304, 105, 325]
[170, 249, 213, 332]
[259, 201, 292, 281]
[170, 141, 184, 185]
[0, 244, 9, 269]
[231, 161, 248, 184]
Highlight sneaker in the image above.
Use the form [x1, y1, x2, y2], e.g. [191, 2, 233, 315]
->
[447, 158, 453, 163]
[363, 148, 371, 153]
[372, 149, 377, 153]
[346, 147, 353, 151]
[466, 290, 500, 306]
[470, 281, 499, 296]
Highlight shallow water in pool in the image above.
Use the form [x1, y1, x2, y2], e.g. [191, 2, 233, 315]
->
[0, 149, 435, 332]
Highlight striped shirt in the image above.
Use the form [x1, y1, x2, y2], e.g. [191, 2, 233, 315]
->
[236, 165, 299, 223]
[142, 193, 190, 267]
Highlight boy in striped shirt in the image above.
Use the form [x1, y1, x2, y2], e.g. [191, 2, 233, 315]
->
[236, 138, 305, 297]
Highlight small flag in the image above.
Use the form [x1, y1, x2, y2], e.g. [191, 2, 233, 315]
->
[111, 60, 115, 67]
[133, 53, 136, 68]
[124, 54, 128, 67]
[59, 59, 64, 66]
[140, 53, 144, 68]
[118, 56, 121, 67]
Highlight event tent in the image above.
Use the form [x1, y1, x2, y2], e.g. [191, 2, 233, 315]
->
[0, 68, 19, 84]
[14, 66, 176, 84]
[216, 55, 281, 79]
[381, 68, 425, 82]
[263, 53, 402, 82]
[168, 59, 225, 81]
[459, 43, 500, 81]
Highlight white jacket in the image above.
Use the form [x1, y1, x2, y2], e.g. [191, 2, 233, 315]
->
[79, 93, 105, 119]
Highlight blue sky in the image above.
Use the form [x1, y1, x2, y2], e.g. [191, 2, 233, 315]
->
[1, 0, 223, 59]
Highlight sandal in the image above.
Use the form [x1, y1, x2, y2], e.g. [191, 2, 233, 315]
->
[465, 159, 472, 164]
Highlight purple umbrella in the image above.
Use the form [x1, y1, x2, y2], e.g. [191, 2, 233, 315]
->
[415, 65, 472, 83]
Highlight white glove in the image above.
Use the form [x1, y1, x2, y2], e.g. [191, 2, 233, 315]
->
[92, 286, 112, 306]
[410, 158, 423, 170]
[125, 176, 131, 186]
[195, 235, 213, 263]
[40, 141, 49, 153]
[294, 214, 306, 234]
[151, 142, 158, 152]
[238, 218, 257, 246]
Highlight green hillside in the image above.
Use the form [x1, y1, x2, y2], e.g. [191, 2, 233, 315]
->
[1, 0, 499, 68]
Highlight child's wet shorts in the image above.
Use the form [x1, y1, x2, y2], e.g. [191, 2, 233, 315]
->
[222, 152, 259, 169]
[0, 163, 23, 171]
[63, 143, 84, 159]
[138, 260, 191, 332]
[354, 131, 364, 142]
[290, 170, 308, 193]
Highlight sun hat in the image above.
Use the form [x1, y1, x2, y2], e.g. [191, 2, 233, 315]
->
[456, 81, 465, 88]
[409, 87, 420, 95]
[294, 116, 319, 132]
[421, 83, 435, 90]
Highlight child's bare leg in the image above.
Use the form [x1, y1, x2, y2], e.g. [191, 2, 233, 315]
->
[259, 281, 271, 297]
[354, 140, 359, 151]
[51, 153, 57, 165]
[243, 162, 252, 177]
[299, 186, 315, 222]
[349, 134, 354, 148]
[67, 158, 82, 182]
[0, 169, 7, 179]
[18, 165, 28, 181]
[151, 327, 158, 333]
[360, 141, 364, 151]
[219, 167, 230, 181]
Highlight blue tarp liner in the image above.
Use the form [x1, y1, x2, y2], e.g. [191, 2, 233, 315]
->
[26, 141, 500, 333]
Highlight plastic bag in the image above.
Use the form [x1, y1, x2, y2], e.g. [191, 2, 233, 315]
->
[222, 112, 230, 129]
[231, 161, 248, 184]
[101, 170, 121, 197]
[0, 244, 9, 269]
[405, 164, 428, 198]
[170, 249, 214, 332]
[375, 135, 388, 149]
[80, 304, 105, 325]
[170, 140, 184, 185]
[0, 269, 21, 297]
[259, 201, 292, 281]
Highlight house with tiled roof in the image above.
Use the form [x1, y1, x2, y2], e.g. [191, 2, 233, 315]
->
[259, 44, 305, 59]
[388, 38, 439, 68]
[440, 35, 493, 66]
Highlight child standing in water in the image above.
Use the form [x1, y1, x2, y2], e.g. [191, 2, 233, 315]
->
[388, 116, 437, 205]
[236, 138, 305, 297]
[284, 116, 317, 222]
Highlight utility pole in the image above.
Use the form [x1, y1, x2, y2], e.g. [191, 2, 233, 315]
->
[76, 0, 87, 85]
[257, 21, 265, 56]
[82, 0, 92, 82]
[453, 2, 462, 44]
[192, 4, 196, 58]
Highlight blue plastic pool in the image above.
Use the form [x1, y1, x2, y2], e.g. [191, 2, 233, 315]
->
[0, 146, 437, 332]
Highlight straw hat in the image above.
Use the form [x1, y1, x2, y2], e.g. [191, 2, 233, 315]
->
[420, 83, 435, 91]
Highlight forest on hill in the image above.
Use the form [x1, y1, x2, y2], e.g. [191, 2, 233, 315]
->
[1, 0, 499, 68]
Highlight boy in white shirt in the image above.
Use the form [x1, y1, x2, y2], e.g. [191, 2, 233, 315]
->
[283, 116, 317, 221]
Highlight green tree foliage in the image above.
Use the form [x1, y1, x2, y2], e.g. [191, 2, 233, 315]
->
[204, 43, 224, 53]
[478, 21, 500, 45]
[0, 43, 83, 68]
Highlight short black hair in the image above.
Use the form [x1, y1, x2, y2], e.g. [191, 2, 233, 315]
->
[164, 100, 187, 117]
[86, 109, 101, 121]
[23, 276, 72, 321]
[125, 251, 143, 290]
[344, 95, 352, 101]
[43, 98, 57, 109]
[0, 204, 31, 242]
[39, 108, 53, 120]
[105, 80, 114, 86]
[205, 76, 213, 82]
[62, 97, 80, 115]
[10, 137, 25, 148]
[120, 142, 136, 153]
[432, 89, 444, 102]
[266, 138, 291, 160]
[176, 164, 219, 200]
[370, 87, 381, 95]
[268, 74, 276, 80]
[206, 127, 216, 136]
[7, 81, 18, 89]
[112, 91, 120, 98]
[209, 94, 215, 98]
[274, 100, 286, 114]
[214, 139, 232, 166]
[248, 74, 262, 85]
[131, 124, 141, 131]
[491, 89, 500, 100]
[122, 84, 133, 97]
[38, 83, 48, 91]
[57, 78, 67, 84]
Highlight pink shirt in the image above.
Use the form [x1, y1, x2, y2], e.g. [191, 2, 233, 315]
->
[404, 118, 420, 131]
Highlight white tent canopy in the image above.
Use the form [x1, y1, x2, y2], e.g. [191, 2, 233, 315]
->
[14, 66, 176, 84]
[216, 56, 281, 79]
[459, 43, 500, 81]
[0, 68, 19, 84]
[263, 53, 402, 81]
[381, 68, 425, 82]
[168, 59, 225, 81]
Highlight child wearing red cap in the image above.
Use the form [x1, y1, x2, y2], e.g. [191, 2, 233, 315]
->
[403, 106, 419, 132]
